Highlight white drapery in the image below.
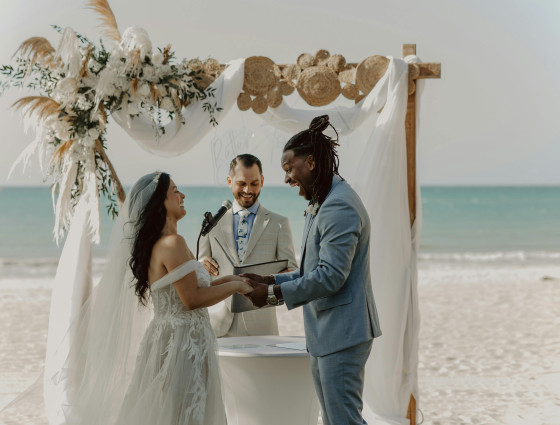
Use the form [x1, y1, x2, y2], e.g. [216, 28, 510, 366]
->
[47, 56, 422, 425]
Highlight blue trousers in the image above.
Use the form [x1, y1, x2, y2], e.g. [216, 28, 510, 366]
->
[309, 339, 373, 425]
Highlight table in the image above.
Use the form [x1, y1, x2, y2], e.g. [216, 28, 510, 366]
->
[217, 335, 320, 425]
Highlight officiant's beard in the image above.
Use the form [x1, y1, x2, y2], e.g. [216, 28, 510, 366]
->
[234, 190, 260, 208]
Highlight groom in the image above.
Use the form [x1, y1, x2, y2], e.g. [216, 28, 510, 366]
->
[243, 116, 382, 425]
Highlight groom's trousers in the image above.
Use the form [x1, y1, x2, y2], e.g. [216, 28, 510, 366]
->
[309, 339, 373, 425]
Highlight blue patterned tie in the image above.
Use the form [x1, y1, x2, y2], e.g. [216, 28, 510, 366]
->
[236, 210, 250, 262]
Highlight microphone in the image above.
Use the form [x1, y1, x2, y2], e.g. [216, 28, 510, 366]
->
[201, 200, 232, 236]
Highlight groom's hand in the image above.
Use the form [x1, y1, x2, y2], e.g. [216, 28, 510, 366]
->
[243, 279, 268, 308]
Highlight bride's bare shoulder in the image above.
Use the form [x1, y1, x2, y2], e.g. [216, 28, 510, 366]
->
[153, 234, 194, 261]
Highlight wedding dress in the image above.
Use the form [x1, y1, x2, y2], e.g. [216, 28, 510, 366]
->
[114, 260, 226, 425]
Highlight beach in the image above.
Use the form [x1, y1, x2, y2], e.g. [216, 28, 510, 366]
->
[1, 185, 559, 424]
[1, 261, 560, 425]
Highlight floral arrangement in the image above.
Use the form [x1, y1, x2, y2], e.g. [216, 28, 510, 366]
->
[0, 0, 221, 243]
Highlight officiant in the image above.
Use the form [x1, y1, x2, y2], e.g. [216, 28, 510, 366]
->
[199, 154, 298, 337]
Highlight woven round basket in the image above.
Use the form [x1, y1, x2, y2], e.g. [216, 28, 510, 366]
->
[341, 83, 359, 100]
[187, 59, 203, 72]
[338, 65, 356, 84]
[279, 80, 295, 96]
[243, 56, 278, 96]
[203, 58, 220, 76]
[251, 94, 268, 114]
[297, 66, 341, 107]
[267, 87, 282, 108]
[297, 53, 315, 70]
[282, 64, 301, 85]
[237, 92, 252, 111]
[314, 49, 330, 66]
[327, 54, 346, 73]
[355, 55, 390, 95]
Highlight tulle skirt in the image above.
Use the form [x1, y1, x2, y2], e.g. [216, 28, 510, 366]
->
[114, 316, 226, 425]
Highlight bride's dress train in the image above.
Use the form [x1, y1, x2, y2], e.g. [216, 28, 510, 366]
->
[115, 260, 226, 425]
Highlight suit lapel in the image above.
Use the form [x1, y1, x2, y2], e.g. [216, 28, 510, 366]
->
[299, 176, 344, 274]
[242, 207, 270, 263]
[218, 210, 238, 265]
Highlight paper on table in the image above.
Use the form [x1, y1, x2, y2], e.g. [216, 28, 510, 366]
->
[272, 342, 307, 351]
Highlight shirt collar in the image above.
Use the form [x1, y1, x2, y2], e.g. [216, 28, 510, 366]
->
[232, 200, 260, 215]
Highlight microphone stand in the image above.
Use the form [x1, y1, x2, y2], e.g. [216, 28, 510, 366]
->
[196, 212, 213, 260]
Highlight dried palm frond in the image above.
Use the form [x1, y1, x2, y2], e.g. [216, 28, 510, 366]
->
[52, 139, 74, 163]
[150, 83, 161, 104]
[79, 46, 92, 78]
[12, 96, 61, 121]
[14, 37, 58, 71]
[162, 44, 172, 65]
[130, 78, 138, 96]
[85, 0, 121, 43]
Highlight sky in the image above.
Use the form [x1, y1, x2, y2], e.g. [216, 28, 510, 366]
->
[1, 0, 559, 187]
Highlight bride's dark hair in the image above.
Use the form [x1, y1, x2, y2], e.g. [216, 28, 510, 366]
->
[129, 172, 170, 306]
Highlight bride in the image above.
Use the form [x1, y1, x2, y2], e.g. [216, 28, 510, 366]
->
[30, 171, 252, 425]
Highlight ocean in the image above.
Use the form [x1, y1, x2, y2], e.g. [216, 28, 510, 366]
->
[0, 186, 559, 278]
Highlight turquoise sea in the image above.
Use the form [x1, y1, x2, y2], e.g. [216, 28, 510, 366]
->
[0, 186, 559, 277]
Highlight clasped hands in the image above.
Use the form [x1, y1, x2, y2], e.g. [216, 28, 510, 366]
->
[239, 273, 272, 308]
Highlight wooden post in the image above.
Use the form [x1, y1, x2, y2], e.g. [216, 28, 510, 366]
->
[403, 43, 417, 425]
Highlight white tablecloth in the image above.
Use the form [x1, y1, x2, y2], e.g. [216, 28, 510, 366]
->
[217, 336, 320, 425]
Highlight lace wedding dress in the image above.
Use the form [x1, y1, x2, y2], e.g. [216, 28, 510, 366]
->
[114, 259, 226, 425]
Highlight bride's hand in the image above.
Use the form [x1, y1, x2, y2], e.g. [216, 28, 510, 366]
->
[236, 280, 254, 295]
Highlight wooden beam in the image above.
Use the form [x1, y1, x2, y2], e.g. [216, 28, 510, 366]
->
[407, 394, 417, 425]
[403, 44, 417, 228]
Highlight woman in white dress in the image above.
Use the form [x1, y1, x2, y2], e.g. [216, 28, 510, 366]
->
[111, 171, 252, 425]
[0, 171, 253, 425]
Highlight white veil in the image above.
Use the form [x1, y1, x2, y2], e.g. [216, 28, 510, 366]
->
[1, 172, 162, 425]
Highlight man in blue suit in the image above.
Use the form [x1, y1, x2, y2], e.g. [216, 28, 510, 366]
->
[244, 115, 382, 425]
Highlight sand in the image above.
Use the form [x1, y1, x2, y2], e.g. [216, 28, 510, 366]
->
[1, 263, 560, 424]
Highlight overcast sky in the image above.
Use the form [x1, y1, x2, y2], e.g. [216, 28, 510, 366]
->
[1, 0, 559, 186]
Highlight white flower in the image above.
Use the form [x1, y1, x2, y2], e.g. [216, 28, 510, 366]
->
[152, 51, 164, 66]
[53, 77, 78, 103]
[143, 65, 154, 79]
[138, 83, 151, 97]
[305, 203, 320, 217]
[121, 26, 152, 59]
[87, 128, 100, 140]
[127, 102, 140, 115]
[160, 97, 175, 112]
[80, 135, 96, 148]
[53, 120, 71, 141]
[76, 94, 93, 111]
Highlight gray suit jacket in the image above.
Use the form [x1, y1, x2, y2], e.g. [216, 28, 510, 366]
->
[275, 176, 382, 357]
[199, 204, 298, 336]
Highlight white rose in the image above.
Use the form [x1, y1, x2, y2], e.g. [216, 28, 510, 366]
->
[160, 97, 175, 112]
[127, 102, 140, 115]
[143, 65, 154, 79]
[138, 83, 151, 97]
[80, 135, 96, 148]
[87, 128, 100, 140]
[152, 51, 164, 66]
[76, 95, 93, 111]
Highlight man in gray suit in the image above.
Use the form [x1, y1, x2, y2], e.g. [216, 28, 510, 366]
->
[244, 116, 382, 425]
[199, 154, 298, 337]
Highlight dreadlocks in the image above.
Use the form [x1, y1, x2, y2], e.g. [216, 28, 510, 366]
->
[283, 115, 341, 205]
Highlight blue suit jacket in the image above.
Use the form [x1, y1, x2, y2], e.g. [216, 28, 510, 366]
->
[275, 176, 382, 357]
